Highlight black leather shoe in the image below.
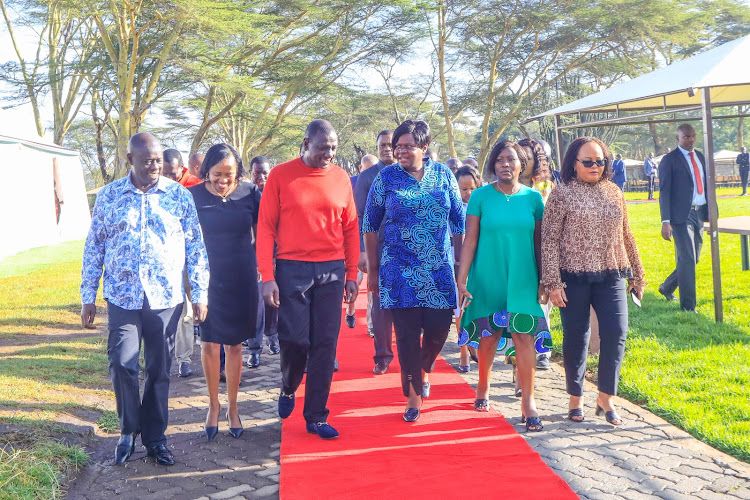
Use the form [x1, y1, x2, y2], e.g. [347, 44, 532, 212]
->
[658, 284, 676, 301]
[269, 339, 280, 354]
[403, 408, 420, 422]
[146, 444, 175, 465]
[373, 363, 388, 375]
[178, 361, 192, 377]
[114, 433, 136, 465]
[345, 314, 356, 328]
[247, 353, 260, 368]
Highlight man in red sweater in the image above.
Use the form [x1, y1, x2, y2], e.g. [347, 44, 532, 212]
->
[163, 149, 203, 188]
[257, 119, 359, 440]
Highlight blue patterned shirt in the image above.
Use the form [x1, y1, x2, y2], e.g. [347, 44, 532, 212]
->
[81, 172, 210, 310]
[362, 160, 465, 309]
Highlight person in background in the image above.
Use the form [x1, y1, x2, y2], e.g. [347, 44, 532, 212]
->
[81, 133, 209, 466]
[363, 119, 465, 423]
[736, 146, 749, 196]
[188, 152, 205, 178]
[246, 156, 280, 368]
[462, 158, 479, 169]
[163, 149, 202, 188]
[612, 154, 626, 191]
[658, 124, 709, 312]
[536, 139, 561, 184]
[457, 140, 549, 432]
[346, 154, 378, 329]
[542, 136, 645, 426]
[644, 152, 657, 200]
[354, 130, 396, 374]
[446, 158, 462, 174]
[162, 148, 202, 378]
[190, 143, 261, 440]
[424, 147, 439, 163]
[453, 165, 481, 373]
[258, 119, 359, 440]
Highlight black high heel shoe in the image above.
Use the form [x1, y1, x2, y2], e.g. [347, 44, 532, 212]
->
[205, 408, 220, 441]
[227, 410, 244, 438]
[595, 405, 623, 426]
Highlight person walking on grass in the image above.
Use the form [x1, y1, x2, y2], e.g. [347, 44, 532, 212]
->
[257, 119, 359, 440]
[81, 133, 209, 466]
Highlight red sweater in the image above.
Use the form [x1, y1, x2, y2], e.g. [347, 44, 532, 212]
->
[179, 168, 203, 188]
[257, 157, 359, 282]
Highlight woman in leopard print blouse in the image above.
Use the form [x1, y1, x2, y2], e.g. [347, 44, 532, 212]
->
[541, 136, 645, 426]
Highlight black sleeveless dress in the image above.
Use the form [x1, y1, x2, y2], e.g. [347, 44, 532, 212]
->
[189, 181, 261, 345]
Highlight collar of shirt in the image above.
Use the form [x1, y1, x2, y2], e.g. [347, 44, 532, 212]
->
[121, 170, 170, 195]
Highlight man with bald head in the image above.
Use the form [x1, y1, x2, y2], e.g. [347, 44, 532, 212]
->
[658, 124, 709, 312]
[188, 152, 205, 177]
[163, 149, 202, 188]
[257, 119, 359, 440]
[445, 158, 462, 174]
[81, 133, 209, 465]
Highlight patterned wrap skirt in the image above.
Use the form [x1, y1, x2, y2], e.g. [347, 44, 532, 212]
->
[458, 311, 553, 356]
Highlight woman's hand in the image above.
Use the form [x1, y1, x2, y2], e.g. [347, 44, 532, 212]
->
[537, 283, 548, 305]
[549, 288, 567, 308]
[367, 268, 379, 296]
[457, 282, 472, 310]
[627, 282, 645, 301]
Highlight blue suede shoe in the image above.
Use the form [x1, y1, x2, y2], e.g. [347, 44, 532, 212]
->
[278, 391, 295, 419]
[403, 408, 420, 422]
[306, 422, 339, 440]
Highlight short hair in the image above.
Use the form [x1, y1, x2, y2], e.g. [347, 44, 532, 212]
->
[445, 158, 462, 170]
[250, 155, 270, 169]
[163, 148, 183, 166]
[392, 120, 430, 150]
[517, 138, 546, 177]
[376, 130, 394, 142]
[560, 136, 613, 183]
[199, 143, 247, 180]
[128, 132, 160, 154]
[616, 153, 622, 158]
[485, 140, 529, 176]
[454, 165, 481, 187]
[361, 154, 378, 169]
[677, 123, 695, 135]
[305, 119, 336, 140]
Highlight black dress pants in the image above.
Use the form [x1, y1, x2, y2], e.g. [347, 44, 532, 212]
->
[390, 307, 453, 397]
[276, 259, 345, 424]
[560, 278, 628, 397]
[107, 298, 182, 449]
[371, 291, 394, 366]
[661, 208, 704, 311]
[740, 167, 748, 194]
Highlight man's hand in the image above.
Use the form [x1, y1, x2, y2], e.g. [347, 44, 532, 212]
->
[367, 268, 379, 296]
[192, 303, 207, 324]
[344, 280, 358, 303]
[357, 252, 368, 273]
[263, 280, 280, 307]
[81, 304, 97, 329]
[661, 222, 672, 241]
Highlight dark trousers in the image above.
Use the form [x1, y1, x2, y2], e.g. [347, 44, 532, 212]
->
[740, 167, 749, 194]
[390, 307, 453, 397]
[248, 280, 279, 354]
[647, 174, 656, 199]
[560, 279, 628, 397]
[107, 298, 182, 448]
[276, 259, 345, 424]
[661, 208, 704, 311]
[371, 291, 394, 366]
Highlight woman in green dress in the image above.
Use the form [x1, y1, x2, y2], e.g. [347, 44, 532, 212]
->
[456, 140, 551, 432]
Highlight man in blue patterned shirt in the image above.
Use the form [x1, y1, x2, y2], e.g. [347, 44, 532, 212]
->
[80, 133, 209, 466]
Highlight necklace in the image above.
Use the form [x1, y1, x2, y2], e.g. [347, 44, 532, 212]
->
[207, 182, 238, 202]
[493, 181, 518, 201]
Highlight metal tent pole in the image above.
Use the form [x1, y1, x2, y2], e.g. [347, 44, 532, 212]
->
[554, 114, 564, 172]
[701, 87, 723, 322]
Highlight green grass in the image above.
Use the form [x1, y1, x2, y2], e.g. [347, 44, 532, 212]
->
[623, 186, 742, 201]
[0, 240, 106, 497]
[547, 193, 750, 461]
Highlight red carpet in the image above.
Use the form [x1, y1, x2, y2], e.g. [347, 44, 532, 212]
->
[280, 289, 577, 499]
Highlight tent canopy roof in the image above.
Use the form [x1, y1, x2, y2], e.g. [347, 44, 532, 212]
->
[529, 35, 750, 118]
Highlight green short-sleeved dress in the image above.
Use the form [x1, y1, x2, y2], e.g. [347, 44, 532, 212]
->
[458, 184, 552, 355]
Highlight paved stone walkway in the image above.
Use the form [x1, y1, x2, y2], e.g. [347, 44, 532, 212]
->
[66, 329, 750, 500]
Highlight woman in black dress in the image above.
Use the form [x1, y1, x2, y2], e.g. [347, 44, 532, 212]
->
[190, 144, 261, 440]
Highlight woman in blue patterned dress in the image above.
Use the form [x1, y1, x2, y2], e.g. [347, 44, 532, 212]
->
[363, 120, 465, 423]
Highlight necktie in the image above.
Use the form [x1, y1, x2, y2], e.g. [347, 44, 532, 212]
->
[688, 151, 703, 195]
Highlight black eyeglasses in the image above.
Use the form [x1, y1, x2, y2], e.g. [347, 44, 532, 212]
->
[576, 159, 607, 168]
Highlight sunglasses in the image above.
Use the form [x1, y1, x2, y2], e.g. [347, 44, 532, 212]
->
[576, 159, 607, 168]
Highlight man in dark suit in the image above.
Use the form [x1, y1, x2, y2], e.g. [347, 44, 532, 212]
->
[658, 124, 709, 312]
[736, 146, 749, 196]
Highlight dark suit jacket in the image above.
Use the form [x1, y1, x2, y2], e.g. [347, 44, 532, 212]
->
[658, 148, 709, 224]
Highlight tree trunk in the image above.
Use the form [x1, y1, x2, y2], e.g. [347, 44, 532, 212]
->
[648, 120, 662, 154]
[436, 1, 457, 159]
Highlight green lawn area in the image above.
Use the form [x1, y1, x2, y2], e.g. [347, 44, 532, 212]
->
[547, 192, 750, 462]
[0, 239, 111, 499]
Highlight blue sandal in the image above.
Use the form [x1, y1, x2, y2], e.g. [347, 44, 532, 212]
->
[521, 415, 544, 432]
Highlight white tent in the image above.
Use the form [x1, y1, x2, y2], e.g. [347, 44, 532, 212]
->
[524, 34, 750, 322]
[0, 134, 91, 258]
